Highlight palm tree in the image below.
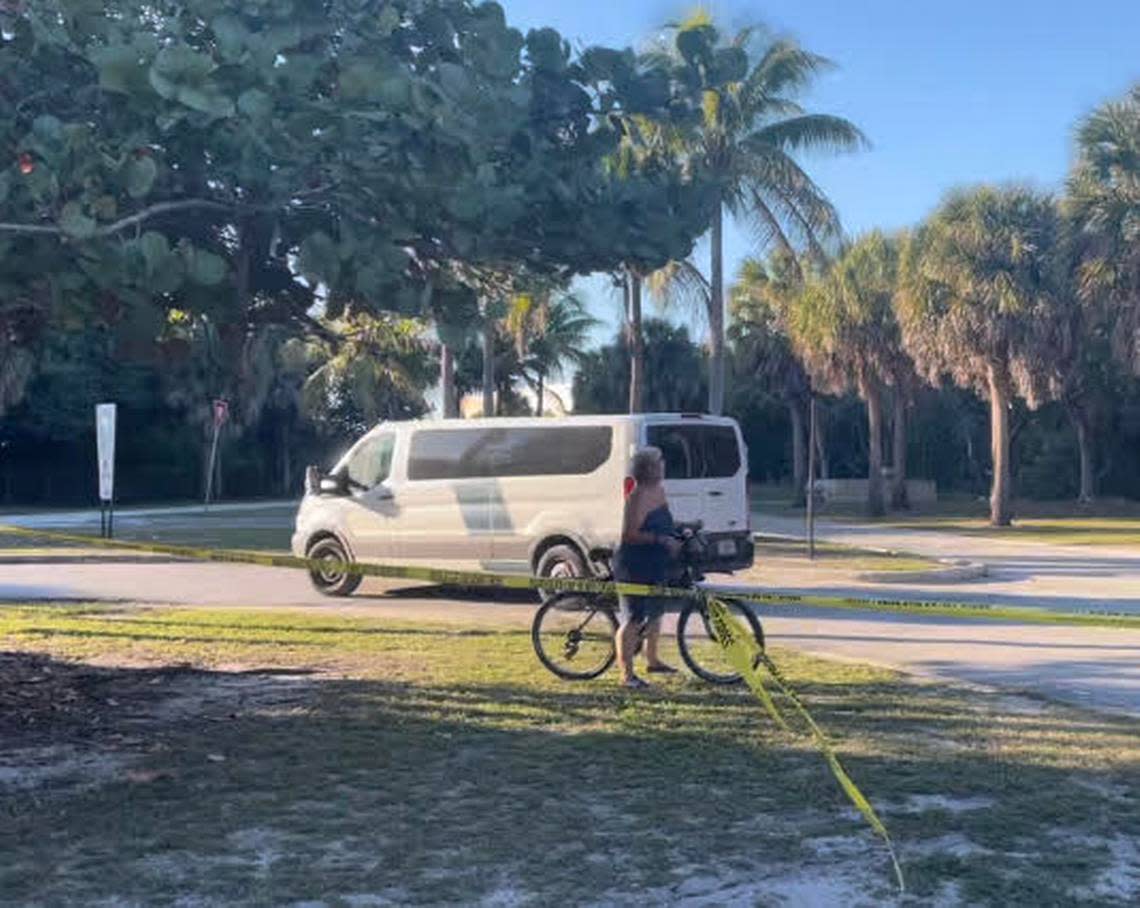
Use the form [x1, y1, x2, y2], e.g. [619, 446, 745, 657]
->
[898, 187, 1065, 526]
[786, 232, 914, 516]
[729, 252, 811, 499]
[1066, 83, 1140, 376]
[650, 12, 865, 414]
[507, 292, 597, 416]
[301, 312, 435, 435]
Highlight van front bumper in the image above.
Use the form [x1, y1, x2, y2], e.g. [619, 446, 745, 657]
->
[700, 532, 755, 574]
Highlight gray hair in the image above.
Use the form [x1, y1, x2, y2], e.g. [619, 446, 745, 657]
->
[630, 446, 663, 483]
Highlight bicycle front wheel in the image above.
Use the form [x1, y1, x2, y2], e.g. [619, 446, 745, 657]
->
[532, 593, 619, 681]
[677, 598, 765, 685]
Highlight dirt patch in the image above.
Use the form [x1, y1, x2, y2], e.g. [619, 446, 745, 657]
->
[0, 652, 318, 793]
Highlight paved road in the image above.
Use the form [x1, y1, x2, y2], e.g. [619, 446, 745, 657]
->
[756, 514, 1140, 616]
[2, 557, 1138, 717]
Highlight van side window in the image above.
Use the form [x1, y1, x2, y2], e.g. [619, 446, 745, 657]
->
[345, 433, 395, 489]
[648, 425, 740, 479]
[408, 427, 613, 480]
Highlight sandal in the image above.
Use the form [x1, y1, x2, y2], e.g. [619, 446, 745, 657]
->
[646, 663, 678, 674]
[621, 675, 650, 689]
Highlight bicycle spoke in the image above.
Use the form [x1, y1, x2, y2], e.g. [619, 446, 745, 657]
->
[679, 599, 762, 684]
[533, 595, 616, 680]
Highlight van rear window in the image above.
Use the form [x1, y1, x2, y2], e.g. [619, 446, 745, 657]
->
[647, 424, 741, 479]
[408, 426, 613, 480]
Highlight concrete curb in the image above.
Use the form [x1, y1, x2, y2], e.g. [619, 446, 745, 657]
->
[854, 560, 989, 584]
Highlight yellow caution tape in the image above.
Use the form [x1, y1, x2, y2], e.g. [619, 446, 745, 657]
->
[1, 522, 1136, 629]
[0, 520, 912, 889]
[8, 519, 1140, 895]
[706, 596, 905, 892]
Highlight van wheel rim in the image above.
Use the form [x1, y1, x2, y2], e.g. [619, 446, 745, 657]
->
[549, 561, 577, 579]
[317, 554, 345, 584]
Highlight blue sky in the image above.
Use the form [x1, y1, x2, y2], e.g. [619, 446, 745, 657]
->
[501, 0, 1140, 346]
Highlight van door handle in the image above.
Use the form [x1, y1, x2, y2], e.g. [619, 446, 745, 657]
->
[708, 491, 724, 497]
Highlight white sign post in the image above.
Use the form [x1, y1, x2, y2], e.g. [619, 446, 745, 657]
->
[95, 403, 117, 538]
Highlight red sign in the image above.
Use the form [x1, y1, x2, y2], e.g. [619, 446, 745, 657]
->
[213, 399, 229, 428]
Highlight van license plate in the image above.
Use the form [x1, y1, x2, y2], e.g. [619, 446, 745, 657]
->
[716, 540, 737, 557]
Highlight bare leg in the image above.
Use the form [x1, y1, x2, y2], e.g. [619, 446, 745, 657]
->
[644, 611, 675, 671]
[644, 617, 664, 667]
[616, 620, 640, 682]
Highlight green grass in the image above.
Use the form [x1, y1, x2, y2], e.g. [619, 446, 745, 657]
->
[751, 537, 938, 573]
[2, 605, 1137, 905]
[0, 504, 294, 553]
[883, 516, 1140, 548]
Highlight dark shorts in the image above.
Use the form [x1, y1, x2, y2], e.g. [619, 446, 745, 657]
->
[618, 594, 668, 626]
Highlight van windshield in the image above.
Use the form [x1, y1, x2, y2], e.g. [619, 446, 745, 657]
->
[647, 424, 740, 480]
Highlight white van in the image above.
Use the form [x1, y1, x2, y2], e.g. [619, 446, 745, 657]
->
[292, 413, 754, 596]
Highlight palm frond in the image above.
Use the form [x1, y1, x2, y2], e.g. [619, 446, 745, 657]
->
[749, 114, 868, 155]
[743, 39, 834, 108]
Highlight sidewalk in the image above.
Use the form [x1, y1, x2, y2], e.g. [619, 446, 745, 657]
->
[752, 513, 1140, 616]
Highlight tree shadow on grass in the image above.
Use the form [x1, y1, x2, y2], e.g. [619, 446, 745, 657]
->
[1, 653, 1137, 906]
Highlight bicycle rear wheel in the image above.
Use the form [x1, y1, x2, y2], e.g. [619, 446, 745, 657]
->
[532, 593, 619, 681]
[677, 598, 765, 685]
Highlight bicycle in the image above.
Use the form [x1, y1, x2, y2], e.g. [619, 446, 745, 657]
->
[531, 522, 765, 685]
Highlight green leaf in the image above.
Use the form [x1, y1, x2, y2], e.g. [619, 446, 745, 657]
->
[437, 62, 470, 99]
[149, 46, 234, 117]
[32, 115, 64, 145]
[212, 15, 248, 63]
[125, 155, 158, 199]
[376, 5, 401, 36]
[89, 44, 149, 95]
[237, 89, 272, 122]
[299, 232, 340, 286]
[138, 231, 171, 276]
[339, 61, 384, 101]
[59, 202, 97, 239]
[175, 86, 236, 118]
[150, 46, 216, 97]
[181, 244, 228, 286]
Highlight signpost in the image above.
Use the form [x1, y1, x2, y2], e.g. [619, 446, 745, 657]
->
[204, 398, 229, 509]
[806, 396, 817, 561]
[95, 403, 116, 538]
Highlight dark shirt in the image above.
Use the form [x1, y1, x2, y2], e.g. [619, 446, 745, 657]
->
[614, 504, 674, 584]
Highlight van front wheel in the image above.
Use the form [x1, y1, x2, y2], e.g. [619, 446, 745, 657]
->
[536, 544, 587, 600]
[306, 537, 362, 597]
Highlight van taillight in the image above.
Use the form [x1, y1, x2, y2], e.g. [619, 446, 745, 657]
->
[623, 476, 635, 498]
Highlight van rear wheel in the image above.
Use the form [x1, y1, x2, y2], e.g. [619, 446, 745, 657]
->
[536, 544, 587, 600]
[306, 537, 362, 597]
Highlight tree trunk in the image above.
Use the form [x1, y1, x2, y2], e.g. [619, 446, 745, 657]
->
[891, 395, 909, 510]
[707, 197, 726, 415]
[628, 269, 644, 413]
[482, 311, 495, 418]
[864, 383, 885, 517]
[202, 437, 213, 500]
[536, 372, 545, 417]
[987, 365, 1012, 526]
[1071, 407, 1095, 505]
[789, 401, 807, 506]
[279, 418, 291, 496]
[440, 343, 457, 418]
[814, 406, 830, 480]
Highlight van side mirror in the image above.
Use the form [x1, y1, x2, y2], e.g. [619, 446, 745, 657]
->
[320, 475, 347, 495]
[306, 465, 349, 496]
